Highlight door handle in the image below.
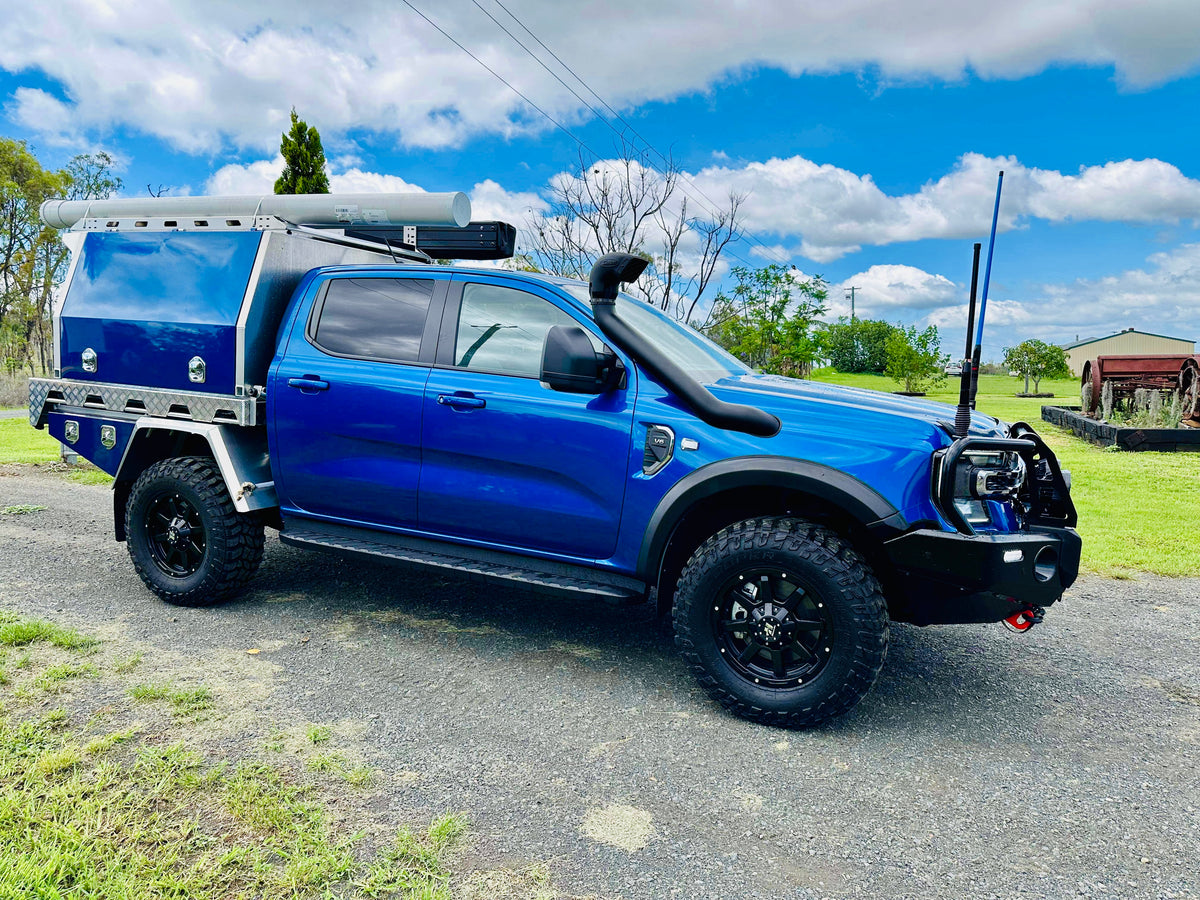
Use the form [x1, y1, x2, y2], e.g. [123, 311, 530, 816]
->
[437, 393, 486, 410]
[287, 376, 330, 392]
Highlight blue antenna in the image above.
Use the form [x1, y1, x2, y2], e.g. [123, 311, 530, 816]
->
[967, 171, 1004, 409]
[975, 171, 1004, 345]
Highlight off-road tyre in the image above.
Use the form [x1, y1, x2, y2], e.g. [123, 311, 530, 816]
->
[673, 517, 888, 728]
[125, 456, 264, 607]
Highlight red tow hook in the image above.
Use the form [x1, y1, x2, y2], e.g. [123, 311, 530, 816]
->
[1003, 606, 1045, 633]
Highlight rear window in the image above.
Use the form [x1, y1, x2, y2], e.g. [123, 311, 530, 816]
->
[312, 278, 434, 362]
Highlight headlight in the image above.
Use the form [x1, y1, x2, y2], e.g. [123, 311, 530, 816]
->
[935, 429, 1078, 535]
[953, 450, 1024, 503]
[935, 444, 1027, 532]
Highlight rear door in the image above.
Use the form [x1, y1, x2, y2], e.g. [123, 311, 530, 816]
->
[418, 276, 636, 560]
[270, 271, 448, 528]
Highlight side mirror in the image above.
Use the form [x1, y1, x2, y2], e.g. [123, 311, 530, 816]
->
[541, 325, 622, 394]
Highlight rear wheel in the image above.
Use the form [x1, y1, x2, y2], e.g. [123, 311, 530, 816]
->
[125, 456, 264, 606]
[673, 517, 888, 728]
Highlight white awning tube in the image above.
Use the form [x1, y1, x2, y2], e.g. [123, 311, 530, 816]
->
[40, 192, 471, 229]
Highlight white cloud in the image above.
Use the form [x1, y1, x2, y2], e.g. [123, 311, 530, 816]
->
[692, 152, 1200, 261]
[6, 87, 78, 146]
[852, 245, 1200, 356]
[833, 265, 959, 317]
[206, 157, 283, 195]
[3, 1, 1198, 153]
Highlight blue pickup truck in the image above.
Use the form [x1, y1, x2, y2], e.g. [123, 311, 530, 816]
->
[29, 193, 1080, 727]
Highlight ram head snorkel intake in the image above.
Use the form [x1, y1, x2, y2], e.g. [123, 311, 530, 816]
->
[587, 253, 781, 438]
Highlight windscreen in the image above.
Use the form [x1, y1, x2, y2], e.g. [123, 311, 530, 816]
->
[562, 285, 748, 381]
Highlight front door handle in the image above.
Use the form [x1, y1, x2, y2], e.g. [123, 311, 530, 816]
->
[437, 393, 486, 410]
[287, 376, 330, 392]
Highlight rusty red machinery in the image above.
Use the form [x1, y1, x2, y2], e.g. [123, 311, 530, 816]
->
[1080, 354, 1200, 425]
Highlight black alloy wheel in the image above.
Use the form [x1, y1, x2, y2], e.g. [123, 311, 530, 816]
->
[145, 491, 207, 577]
[712, 567, 834, 689]
[126, 456, 264, 607]
[673, 517, 889, 728]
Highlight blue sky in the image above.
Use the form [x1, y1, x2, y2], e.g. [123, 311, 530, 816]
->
[3, 0, 1199, 359]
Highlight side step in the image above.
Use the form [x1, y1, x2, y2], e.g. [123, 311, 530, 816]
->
[279, 520, 646, 603]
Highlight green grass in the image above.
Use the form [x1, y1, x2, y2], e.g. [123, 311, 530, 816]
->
[360, 814, 468, 899]
[810, 369, 1200, 577]
[0, 615, 98, 651]
[128, 682, 216, 720]
[307, 723, 332, 745]
[306, 751, 375, 787]
[0, 417, 58, 463]
[0, 612, 476, 899]
[0, 417, 112, 483]
[1, 504, 45, 515]
[34, 661, 98, 693]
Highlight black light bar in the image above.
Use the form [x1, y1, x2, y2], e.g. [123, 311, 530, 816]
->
[343, 221, 516, 260]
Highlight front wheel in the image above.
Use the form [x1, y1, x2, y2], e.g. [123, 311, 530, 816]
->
[673, 517, 888, 728]
[125, 456, 264, 606]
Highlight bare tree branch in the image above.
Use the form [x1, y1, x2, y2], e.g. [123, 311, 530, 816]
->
[526, 139, 744, 321]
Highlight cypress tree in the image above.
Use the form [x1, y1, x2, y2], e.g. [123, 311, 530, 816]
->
[274, 108, 331, 194]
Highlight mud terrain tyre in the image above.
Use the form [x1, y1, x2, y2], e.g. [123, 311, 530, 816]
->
[673, 517, 888, 728]
[125, 456, 264, 606]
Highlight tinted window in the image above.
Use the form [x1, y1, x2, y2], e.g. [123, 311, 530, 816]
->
[313, 278, 434, 362]
[562, 284, 747, 380]
[454, 283, 583, 377]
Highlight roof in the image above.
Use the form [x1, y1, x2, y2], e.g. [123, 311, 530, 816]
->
[1063, 329, 1196, 350]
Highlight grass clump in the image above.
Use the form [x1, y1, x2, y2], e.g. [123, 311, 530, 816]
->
[0, 714, 366, 898]
[129, 682, 215, 720]
[1, 504, 45, 515]
[306, 751, 374, 788]
[360, 813, 468, 899]
[307, 723, 332, 744]
[0, 616, 97, 651]
[34, 661, 98, 693]
[112, 651, 144, 674]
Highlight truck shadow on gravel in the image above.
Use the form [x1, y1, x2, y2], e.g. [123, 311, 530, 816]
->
[220, 537, 1071, 735]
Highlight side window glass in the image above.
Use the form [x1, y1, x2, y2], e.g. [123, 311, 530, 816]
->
[454, 283, 587, 377]
[313, 277, 434, 362]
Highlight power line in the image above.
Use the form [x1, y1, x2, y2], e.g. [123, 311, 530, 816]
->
[400, 0, 781, 275]
[397, 0, 593, 155]
[467, 0, 767, 271]
[485, 0, 794, 269]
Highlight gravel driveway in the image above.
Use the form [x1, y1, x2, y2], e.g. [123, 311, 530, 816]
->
[1, 467, 1197, 899]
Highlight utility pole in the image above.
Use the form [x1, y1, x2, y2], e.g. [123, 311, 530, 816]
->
[845, 286, 860, 321]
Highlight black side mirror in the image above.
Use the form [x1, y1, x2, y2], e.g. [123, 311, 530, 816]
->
[541, 325, 622, 394]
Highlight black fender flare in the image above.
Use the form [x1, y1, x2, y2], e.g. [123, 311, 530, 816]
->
[635, 456, 907, 585]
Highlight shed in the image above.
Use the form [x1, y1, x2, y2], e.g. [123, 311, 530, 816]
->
[1062, 328, 1195, 376]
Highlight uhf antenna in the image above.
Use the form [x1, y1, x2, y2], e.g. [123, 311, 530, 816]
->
[969, 170, 1005, 411]
[953, 243, 982, 437]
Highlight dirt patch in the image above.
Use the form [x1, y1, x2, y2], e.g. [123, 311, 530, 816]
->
[580, 803, 654, 852]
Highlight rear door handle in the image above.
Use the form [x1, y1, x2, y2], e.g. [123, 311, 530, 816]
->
[437, 393, 485, 410]
[287, 376, 330, 392]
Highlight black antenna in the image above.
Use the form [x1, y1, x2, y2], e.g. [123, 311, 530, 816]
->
[969, 170, 1005, 410]
[954, 243, 982, 437]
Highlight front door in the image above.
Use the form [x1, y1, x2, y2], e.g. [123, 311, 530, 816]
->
[419, 277, 635, 560]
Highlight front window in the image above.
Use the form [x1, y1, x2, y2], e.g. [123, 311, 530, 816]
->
[562, 286, 748, 382]
[453, 283, 584, 378]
